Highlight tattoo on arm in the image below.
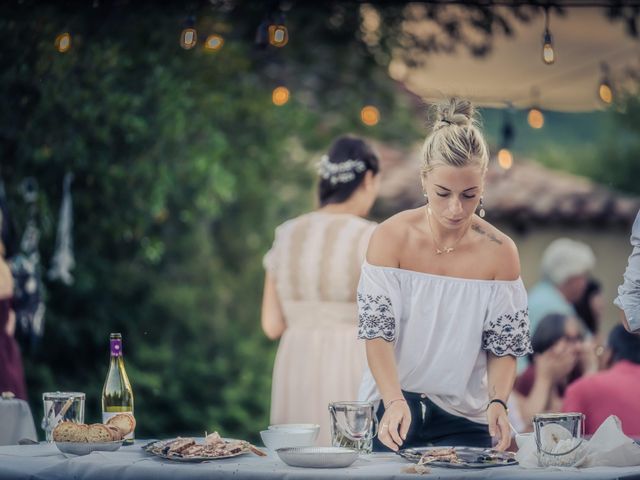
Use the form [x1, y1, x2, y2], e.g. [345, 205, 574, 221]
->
[471, 224, 503, 245]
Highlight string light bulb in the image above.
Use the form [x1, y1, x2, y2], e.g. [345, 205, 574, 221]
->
[268, 15, 288, 48]
[497, 148, 514, 170]
[204, 34, 224, 52]
[542, 8, 555, 65]
[272, 86, 290, 106]
[360, 105, 380, 126]
[598, 62, 614, 105]
[527, 107, 544, 129]
[180, 15, 197, 50]
[498, 108, 515, 169]
[55, 32, 71, 53]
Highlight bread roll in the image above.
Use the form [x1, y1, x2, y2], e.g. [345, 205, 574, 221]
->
[106, 413, 136, 436]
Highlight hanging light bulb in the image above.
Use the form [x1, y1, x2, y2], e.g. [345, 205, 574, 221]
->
[180, 15, 197, 50]
[498, 148, 514, 170]
[268, 14, 288, 47]
[204, 34, 224, 52]
[55, 32, 71, 53]
[542, 8, 555, 65]
[598, 62, 614, 105]
[361, 105, 380, 126]
[542, 30, 555, 64]
[528, 107, 544, 129]
[272, 86, 290, 106]
[497, 107, 515, 169]
[527, 88, 544, 129]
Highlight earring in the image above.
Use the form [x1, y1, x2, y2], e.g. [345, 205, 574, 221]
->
[478, 197, 485, 218]
[423, 192, 428, 204]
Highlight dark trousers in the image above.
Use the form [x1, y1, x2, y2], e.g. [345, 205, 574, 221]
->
[373, 391, 492, 452]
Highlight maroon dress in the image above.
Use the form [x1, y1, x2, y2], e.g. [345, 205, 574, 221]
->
[0, 297, 27, 400]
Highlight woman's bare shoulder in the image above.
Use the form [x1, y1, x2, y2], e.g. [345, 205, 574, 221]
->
[469, 217, 521, 280]
[366, 209, 418, 267]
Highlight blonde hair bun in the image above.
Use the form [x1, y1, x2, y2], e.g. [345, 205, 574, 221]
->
[421, 96, 489, 175]
[433, 97, 475, 130]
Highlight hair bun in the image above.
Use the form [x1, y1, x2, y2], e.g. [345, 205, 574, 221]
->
[433, 97, 474, 130]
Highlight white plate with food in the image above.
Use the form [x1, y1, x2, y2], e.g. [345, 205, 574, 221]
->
[143, 433, 266, 462]
[398, 446, 517, 469]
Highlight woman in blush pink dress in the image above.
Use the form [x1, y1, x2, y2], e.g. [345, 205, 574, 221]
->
[261, 136, 381, 445]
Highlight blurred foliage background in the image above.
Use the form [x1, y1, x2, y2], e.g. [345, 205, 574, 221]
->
[0, 1, 421, 441]
[1, 0, 638, 442]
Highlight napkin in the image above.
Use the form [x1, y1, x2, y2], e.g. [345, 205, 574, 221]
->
[516, 415, 640, 469]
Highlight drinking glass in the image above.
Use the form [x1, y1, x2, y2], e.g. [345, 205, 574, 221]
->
[328, 401, 378, 454]
[41, 392, 85, 442]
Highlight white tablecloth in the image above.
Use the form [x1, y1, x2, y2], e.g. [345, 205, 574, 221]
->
[0, 398, 38, 446]
[1, 442, 640, 480]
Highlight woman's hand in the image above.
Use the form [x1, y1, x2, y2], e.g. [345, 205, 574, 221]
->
[486, 401, 511, 451]
[377, 400, 411, 451]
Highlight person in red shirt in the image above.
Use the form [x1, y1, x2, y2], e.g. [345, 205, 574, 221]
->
[563, 324, 640, 437]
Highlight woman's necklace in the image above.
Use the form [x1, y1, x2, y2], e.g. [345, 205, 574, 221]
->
[426, 206, 470, 255]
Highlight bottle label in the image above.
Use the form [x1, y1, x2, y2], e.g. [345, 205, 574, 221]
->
[110, 339, 123, 357]
[102, 411, 135, 441]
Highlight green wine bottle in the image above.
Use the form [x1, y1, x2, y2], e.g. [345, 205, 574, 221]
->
[101, 332, 135, 444]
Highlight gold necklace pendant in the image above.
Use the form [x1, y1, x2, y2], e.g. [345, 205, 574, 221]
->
[426, 207, 467, 255]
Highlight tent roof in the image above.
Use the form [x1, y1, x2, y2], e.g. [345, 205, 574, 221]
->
[395, 7, 640, 112]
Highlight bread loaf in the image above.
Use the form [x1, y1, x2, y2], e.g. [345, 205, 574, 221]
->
[52, 421, 82, 442]
[87, 424, 113, 443]
[106, 413, 136, 436]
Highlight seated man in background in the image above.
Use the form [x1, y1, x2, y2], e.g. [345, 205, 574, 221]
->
[563, 324, 640, 437]
[528, 238, 595, 334]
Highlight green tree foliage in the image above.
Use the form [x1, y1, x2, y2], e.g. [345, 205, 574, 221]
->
[530, 90, 640, 197]
[0, 2, 420, 440]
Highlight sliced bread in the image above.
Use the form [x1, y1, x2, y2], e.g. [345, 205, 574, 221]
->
[106, 413, 136, 436]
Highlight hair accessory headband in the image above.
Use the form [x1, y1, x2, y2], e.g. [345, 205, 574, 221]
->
[317, 155, 367, 185]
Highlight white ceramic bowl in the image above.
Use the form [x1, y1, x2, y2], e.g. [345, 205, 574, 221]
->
[276, 447, 358, 468]
[55, 440, 122, 455]
[260, 428, 318, 451]
[268, 423, 319, 432]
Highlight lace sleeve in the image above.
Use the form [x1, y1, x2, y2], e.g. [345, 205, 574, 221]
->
[357, 293, 395, 341]
[482, 280, 533, 357]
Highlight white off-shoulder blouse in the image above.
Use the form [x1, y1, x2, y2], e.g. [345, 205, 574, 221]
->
[357, 261, 533, 424]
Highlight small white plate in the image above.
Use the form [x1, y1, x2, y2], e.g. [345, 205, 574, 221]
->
[276, 447, 358, 468]
[55, 440, 123, 455]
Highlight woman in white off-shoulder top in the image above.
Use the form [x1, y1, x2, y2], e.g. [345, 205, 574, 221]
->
[262, 136, 380, 445]
[357, 98, 532, 453]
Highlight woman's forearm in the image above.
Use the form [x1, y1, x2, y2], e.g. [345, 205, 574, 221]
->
[486, 353, 516, 402]
[366, 338, 403, 404]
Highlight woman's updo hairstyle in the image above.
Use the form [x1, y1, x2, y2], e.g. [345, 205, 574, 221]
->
[317, 135, 379, 207]
[421, 97, 489, 177]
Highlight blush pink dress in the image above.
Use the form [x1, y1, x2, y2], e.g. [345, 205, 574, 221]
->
[264, 212, 376, 445]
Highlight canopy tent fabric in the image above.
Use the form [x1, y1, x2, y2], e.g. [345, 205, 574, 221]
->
[394, 7, 640, 112]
